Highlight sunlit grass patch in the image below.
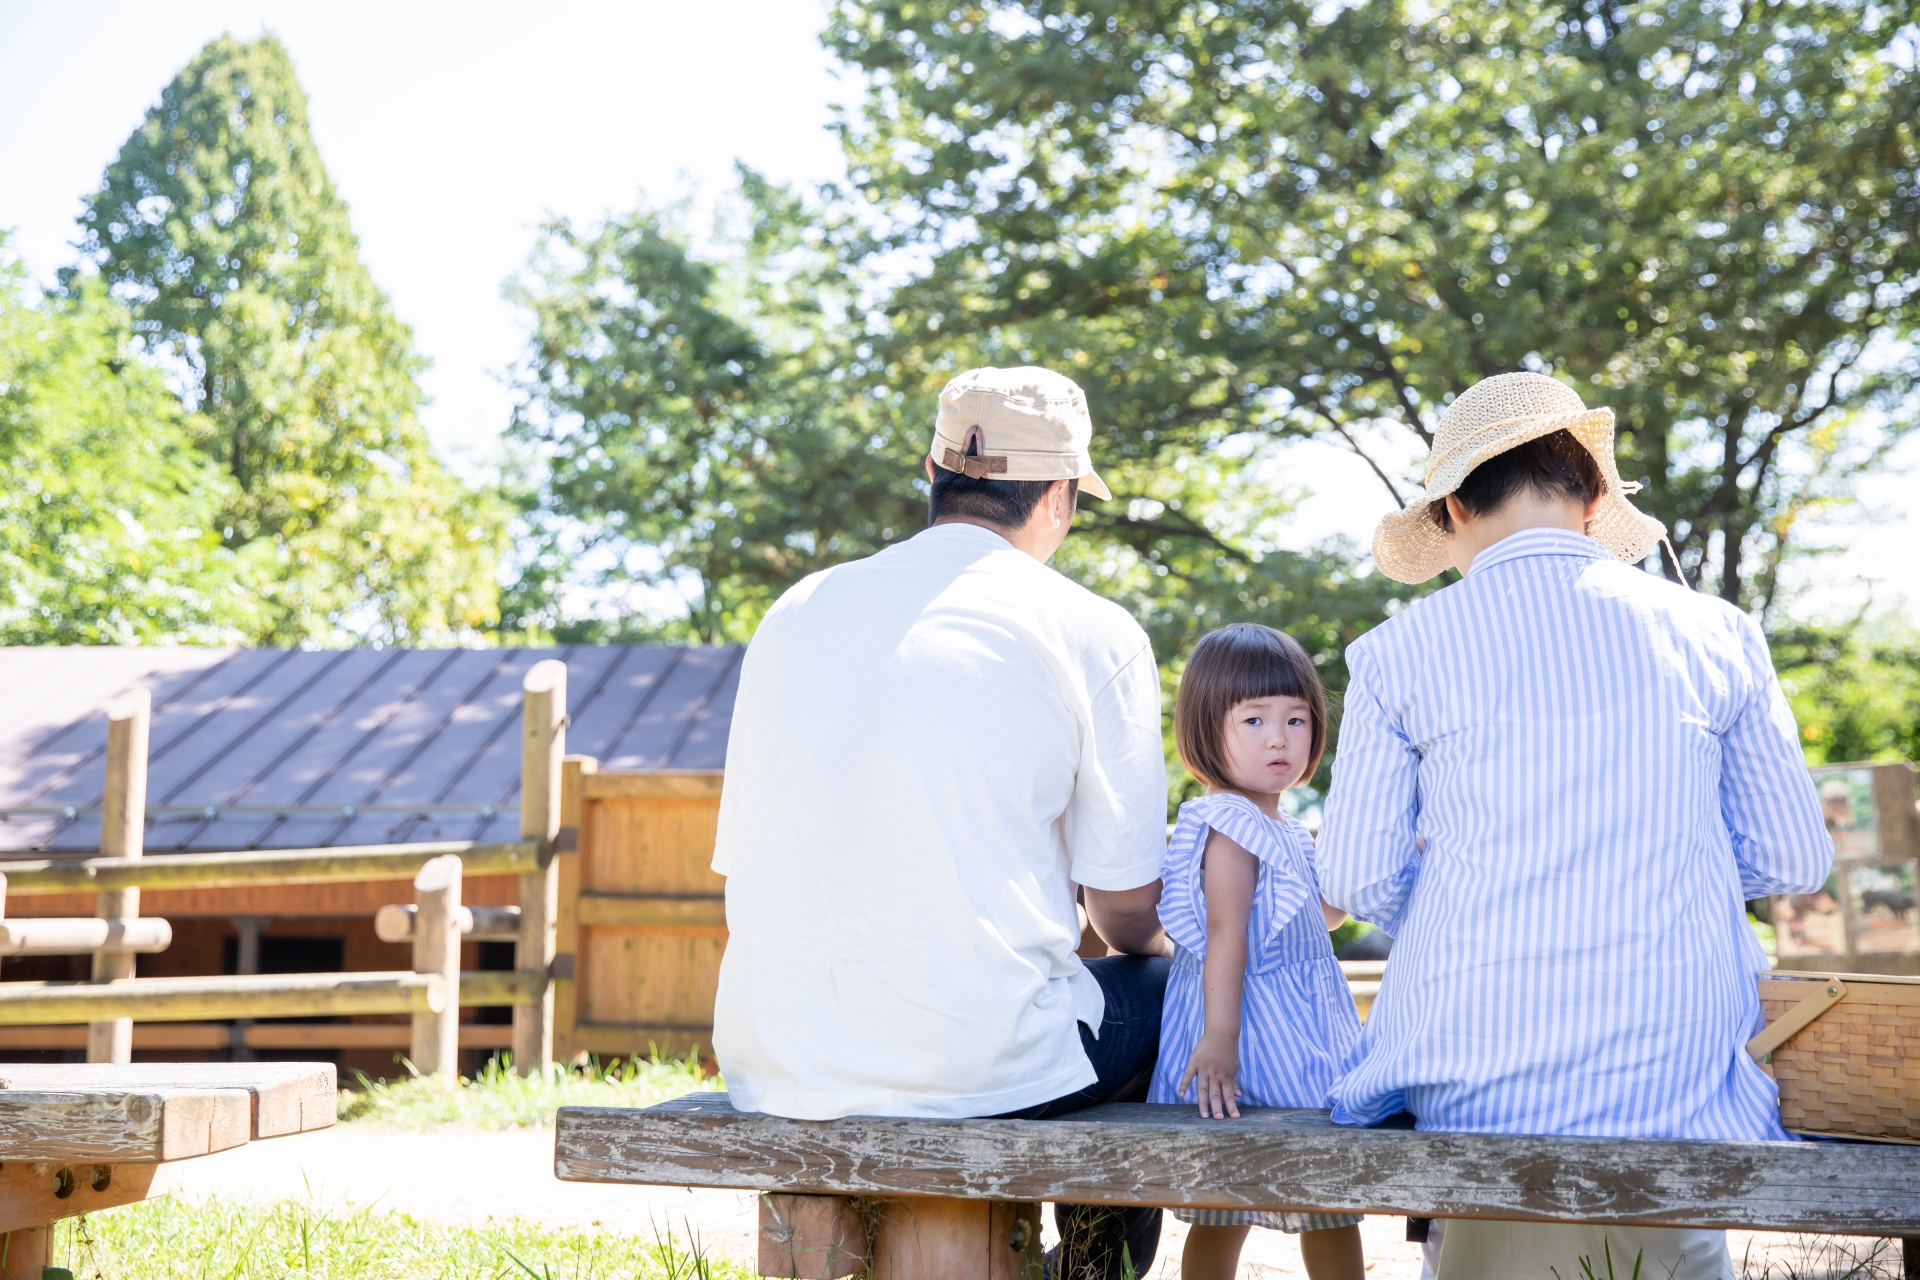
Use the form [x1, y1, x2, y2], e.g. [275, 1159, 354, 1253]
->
[53, 1195, 751, 1279]
[337, 1053, 720, 1131]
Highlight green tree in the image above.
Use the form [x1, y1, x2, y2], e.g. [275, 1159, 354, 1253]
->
[73, 33, 506, 644]
[825, 0, 1920, 608]
[1773, 615, 1920, 764]
[0, 248, 252, 643]
[508, 174, 928, 643]
[509, 169, 1399, 696]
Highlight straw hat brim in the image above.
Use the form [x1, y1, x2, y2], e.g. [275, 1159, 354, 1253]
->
[1372, 405, 1666, 584]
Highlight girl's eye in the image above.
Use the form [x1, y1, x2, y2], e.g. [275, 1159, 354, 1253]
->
[1244, 717, 1262, 726]
[1288, 717, 1306, 726]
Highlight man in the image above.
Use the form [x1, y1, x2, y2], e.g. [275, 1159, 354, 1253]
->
[1317, 373, 1832, 1279]
[712, 366, 1172, 1277]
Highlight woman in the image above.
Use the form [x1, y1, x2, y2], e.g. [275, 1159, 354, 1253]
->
[1316, 373, 1832, 1279]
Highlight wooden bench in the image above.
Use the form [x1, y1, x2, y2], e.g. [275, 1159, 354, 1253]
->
[555, 1091, 1920, 1279]
[0, 1062, 334, 1277]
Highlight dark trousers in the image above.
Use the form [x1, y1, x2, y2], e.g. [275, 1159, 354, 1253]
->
[993, 954, 1171, 1280]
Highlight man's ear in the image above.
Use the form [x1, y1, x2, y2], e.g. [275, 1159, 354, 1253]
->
[1050, 477, 1076, 527]
[925, 455, 937, 483]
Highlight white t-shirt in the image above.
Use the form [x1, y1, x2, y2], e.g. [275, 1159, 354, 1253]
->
[710, 522, 1168, 1120]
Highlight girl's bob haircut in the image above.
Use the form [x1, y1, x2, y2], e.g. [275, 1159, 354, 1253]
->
[1174, 623, 1329, 790]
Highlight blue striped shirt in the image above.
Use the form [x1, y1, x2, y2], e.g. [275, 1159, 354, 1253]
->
[1316, 528, 1832, 1139]
[1149, 795, 1361, 1109]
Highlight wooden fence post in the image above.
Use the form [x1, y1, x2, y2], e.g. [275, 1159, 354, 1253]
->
[409, 854, 464, 1077]
[514, 659, 566, 1077]
[0, 870, 7, 982]
[88, 689, 150, 1064]
[552, 754, 597, 1066]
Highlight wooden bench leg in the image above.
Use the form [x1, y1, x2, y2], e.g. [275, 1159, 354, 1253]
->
[870, 1197, 1042, 1280]
[0, 1226, 51, 1280]
[1903, 1235, 1919, 1280]
[759, 1194, 867, 1279]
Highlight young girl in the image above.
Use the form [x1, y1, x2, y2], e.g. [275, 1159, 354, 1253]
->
[1148, 623, 1366, 1280]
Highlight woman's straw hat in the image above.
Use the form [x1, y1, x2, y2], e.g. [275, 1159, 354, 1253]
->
[1371, 372, 1666, 584]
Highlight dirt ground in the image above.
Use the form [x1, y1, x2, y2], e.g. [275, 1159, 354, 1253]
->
[158, 1125, 1898, 1278]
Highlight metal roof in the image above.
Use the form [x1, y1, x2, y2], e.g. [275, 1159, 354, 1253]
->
[0, 646, 742, 856]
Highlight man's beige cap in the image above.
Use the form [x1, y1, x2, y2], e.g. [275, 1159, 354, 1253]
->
[1371, 372, 1666, 583]
[930, 366, 1112, 500]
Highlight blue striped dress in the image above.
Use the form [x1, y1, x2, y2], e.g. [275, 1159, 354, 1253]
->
[1149, 792, 1363, 1232]
[1316, 528, 1833, 1141]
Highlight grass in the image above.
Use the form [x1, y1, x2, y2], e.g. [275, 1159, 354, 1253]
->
[1551, 1235, 1908, 1280]
[49, 1196, 754, 1280]
[1734, 1234, 1908, 1279]
[336, 1054, 720, 1130]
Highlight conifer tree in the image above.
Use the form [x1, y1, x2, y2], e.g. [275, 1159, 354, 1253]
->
[74, 33, 504, 643]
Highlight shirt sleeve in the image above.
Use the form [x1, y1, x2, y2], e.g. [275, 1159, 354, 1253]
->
[1719, 611, 1833, 898]
[1065, 639, 1169, 891]
[1315, 642, 1422, 934]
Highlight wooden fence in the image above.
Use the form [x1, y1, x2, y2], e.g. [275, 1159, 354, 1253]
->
[0, 661, 571, 1077]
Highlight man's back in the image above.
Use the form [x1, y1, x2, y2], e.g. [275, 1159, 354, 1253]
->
[712, 523, 1166, 1120]
[1318, 528, 1831, 1139]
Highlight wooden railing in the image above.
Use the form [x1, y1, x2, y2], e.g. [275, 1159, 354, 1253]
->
[0, 661, 570, 1078]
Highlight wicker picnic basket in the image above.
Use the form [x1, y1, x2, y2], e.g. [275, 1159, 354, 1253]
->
[1754, 971, 1920, 1142]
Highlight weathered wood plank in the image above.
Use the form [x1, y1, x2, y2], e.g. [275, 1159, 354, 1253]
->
[0, 916, 172, 956]
[0, 971, 442, 1023]
[0, 1159, 160, 1234]
[582, 771, 725, 800]
[0, 840, 543, 895]
[0, 1063, 335, 1141]
[553, 1093, 1920, 1237]
[0, 1086, 251, 1162]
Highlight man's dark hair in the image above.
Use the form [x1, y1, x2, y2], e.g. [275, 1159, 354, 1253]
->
[1427, 428, 1605, 533]
[1174, 624, 1329, 790]
[927, 460, 1077, 529]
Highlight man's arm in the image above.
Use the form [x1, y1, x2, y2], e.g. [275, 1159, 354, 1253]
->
[1084, 882, 1173, 957]
[1066, 639, 1172, 953]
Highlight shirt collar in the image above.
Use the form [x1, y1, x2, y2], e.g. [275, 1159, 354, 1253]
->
[919, 521, 1015, 551]
[1468, 526, 1608, 576]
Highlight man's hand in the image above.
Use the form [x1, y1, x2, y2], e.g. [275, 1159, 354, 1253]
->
[1179, 1029, 1242, 1119]
[1083, 881, 1172, 957]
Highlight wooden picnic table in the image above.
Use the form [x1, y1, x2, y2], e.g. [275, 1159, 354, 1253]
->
[0, 1061, 335, 1278]
[556, 1091, 1920, 1279]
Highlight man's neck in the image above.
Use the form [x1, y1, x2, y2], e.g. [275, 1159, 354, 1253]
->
[932, 515, 1058, 563]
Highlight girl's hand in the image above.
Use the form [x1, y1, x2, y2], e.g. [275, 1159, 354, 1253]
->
[1179, 1031, 1242, 1119]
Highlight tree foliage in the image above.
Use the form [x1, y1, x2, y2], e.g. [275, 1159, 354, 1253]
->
[507, 175, 923, 643]
[508, 167, 1400, 709]
[1774, 615, 1920, 764]
[825, 0, 1920, 608]
[0, 251, 251, 643]
[73, 34, 506, 644]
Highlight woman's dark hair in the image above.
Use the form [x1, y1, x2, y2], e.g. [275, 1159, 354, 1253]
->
[1174, 624, 1328, 790]
[1427, 429, 1604, 533]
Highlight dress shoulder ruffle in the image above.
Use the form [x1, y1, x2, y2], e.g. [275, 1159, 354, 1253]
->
[1157, 794, 1319, 961]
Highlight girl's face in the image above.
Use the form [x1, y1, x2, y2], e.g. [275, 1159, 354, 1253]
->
[1219, 695, 1316, 796]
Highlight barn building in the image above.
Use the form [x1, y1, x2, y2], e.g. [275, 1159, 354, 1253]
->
[0, 645, 740, 1079]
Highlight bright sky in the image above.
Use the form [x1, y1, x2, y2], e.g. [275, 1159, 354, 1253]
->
[0, 0, 1911, 623]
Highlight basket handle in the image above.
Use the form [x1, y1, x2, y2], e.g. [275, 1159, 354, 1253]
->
[1748, 977, 1848, 1062]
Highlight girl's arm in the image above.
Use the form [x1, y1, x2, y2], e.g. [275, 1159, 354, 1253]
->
[1179, 827, 1258, 1119]
[1321, 899, 1349, 931]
